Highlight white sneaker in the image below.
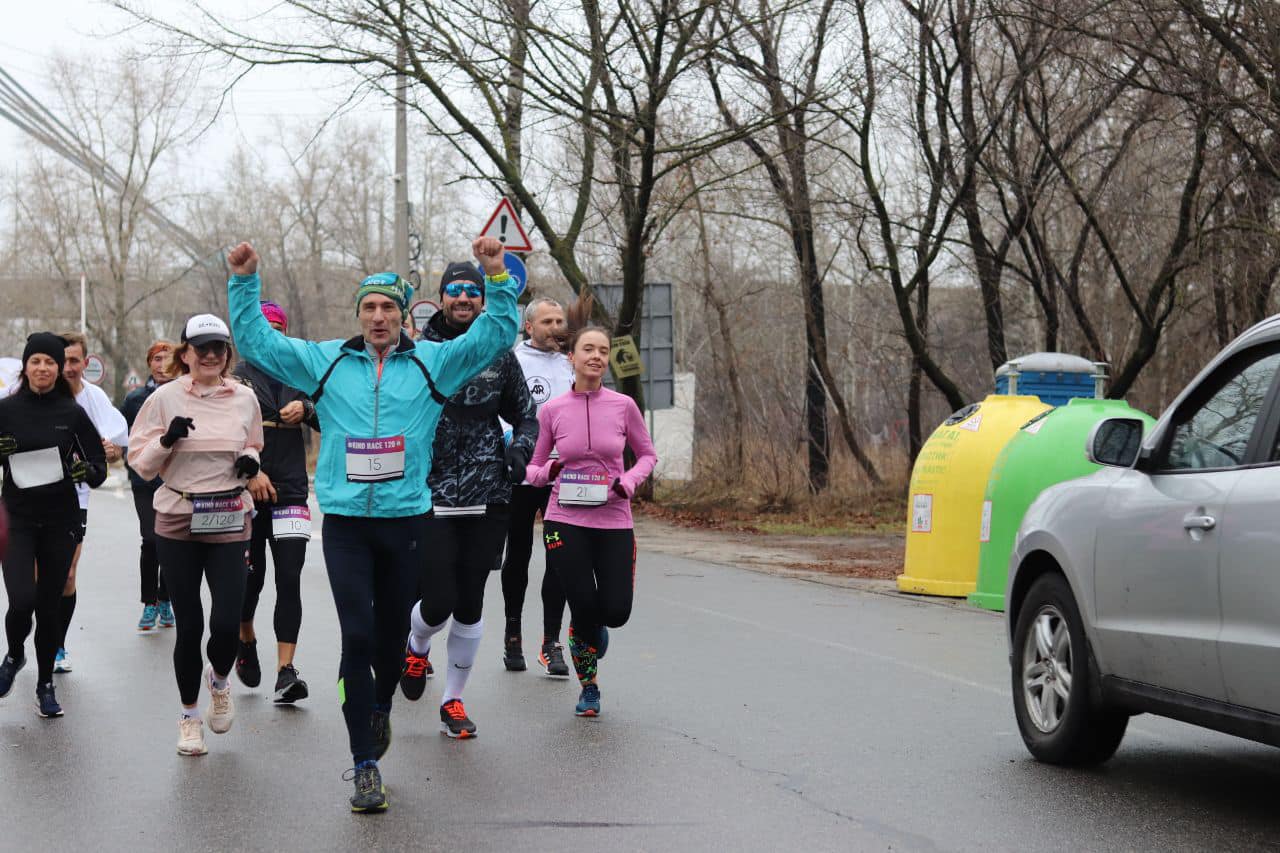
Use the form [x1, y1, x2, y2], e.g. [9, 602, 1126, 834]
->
[205, 665, 235, 734]
[177, 717, 207, 756]
[53, 648, 72, 673]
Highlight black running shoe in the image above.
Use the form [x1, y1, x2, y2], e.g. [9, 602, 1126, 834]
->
[235, 640, 261, 688]
[36, 682, 63, 718]
[399, 645, 431, 701]
[539, 640, 571, 678]
[0, 655, 25, 699]
[439, 699, 477, 738]
[503, 633, 526, 671]
[345, 762, 388, 813]
[273, 664, 309, 704]
[370, 708, 392, 760]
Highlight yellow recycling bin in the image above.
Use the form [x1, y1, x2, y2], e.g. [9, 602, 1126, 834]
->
[897, 394, 1050, 597]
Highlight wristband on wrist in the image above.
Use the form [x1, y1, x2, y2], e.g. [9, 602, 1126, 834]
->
[486, 271, 511, 284]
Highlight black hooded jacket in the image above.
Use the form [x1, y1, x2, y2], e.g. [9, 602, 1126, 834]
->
[0, 384, 107, 523]
[421, 309, 537, 510]
[232, 360, 320, 506]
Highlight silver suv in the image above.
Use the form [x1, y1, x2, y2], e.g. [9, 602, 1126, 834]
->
[1006, 316, 1280, 764]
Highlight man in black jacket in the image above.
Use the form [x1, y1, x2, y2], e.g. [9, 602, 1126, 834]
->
[121, 340, 176, 632]
[232, 300, 320, 704]
[398, 262, 537, 738]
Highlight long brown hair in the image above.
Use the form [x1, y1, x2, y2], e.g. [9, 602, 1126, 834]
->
[165, 342, 237, 379]
[565, 291, 611, 354]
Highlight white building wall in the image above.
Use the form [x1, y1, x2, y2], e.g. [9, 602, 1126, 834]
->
[649, 371, 694, 481]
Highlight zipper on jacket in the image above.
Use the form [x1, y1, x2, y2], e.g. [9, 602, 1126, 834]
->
[585, 392, 592, 450]
[367, 349, 385, 516]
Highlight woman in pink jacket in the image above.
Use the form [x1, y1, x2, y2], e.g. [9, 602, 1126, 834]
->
[128, 315, 263, 757]
[525, 297, 657, 717]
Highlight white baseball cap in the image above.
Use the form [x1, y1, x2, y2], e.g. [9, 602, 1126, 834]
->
[182, 314, 232, 346]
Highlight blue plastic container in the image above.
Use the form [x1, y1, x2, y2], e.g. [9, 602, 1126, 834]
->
[994, 353, 1103, 405]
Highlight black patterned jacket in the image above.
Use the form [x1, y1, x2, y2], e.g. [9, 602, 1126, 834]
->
[422, 311, 537, 510]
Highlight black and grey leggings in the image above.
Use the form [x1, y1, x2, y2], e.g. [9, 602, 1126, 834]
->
[242, 506, 306, 643]
[543, 521, 635, 652]
[2, 517, 78, 684]
[156, 536, 249, 706]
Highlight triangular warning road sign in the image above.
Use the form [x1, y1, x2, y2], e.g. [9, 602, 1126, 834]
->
[478, 198, 534, 252]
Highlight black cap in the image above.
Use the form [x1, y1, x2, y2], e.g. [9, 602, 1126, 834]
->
[23, 332, 67, 370]
[439, 261, 485, 295]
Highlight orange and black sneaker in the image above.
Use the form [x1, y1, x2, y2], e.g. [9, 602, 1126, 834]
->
[399, 645, 432, 701]
[439, 699, 477, 738]
[539, 639, 571, 678]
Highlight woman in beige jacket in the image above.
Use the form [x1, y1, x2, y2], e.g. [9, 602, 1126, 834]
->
[128, 314, 263, 757]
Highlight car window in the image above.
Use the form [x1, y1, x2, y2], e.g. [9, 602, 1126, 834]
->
[1162, 350, 1280, 471]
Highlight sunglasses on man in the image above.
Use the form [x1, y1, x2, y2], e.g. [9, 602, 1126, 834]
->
[443, 282, 483, 298]
[193, 340, 229, 357]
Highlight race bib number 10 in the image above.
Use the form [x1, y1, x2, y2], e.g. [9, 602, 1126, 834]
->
[272, 505, 312, 540]
[346, 435, 406, 482]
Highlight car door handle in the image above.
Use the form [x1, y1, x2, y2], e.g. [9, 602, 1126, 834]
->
[1182, 514, 1216, 531]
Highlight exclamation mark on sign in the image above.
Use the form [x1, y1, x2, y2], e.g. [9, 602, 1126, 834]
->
[499, 214, 508, 244]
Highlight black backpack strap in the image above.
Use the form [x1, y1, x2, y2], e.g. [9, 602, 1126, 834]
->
[408, 355, 449, 406]
[311, 352, 350, 404]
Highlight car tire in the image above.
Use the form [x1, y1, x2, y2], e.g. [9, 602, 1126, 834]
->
[1011, 572, 1128, 766]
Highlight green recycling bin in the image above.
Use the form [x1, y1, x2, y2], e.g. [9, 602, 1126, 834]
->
[967, 397, 1155, 612]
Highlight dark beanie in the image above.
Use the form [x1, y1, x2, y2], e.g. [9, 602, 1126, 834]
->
[439, 261, 485, 295]
[23, 332, 67, 370]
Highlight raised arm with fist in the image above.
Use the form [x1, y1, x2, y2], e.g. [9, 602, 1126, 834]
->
[472, 236, 507, 277]
[227, 242, 259, 276]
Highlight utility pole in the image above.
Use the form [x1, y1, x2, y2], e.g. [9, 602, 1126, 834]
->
[393, 44, 410, 279]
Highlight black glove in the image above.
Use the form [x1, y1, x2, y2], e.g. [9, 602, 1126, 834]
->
[504, 444, 531, 484]
[234, 455, 260, 479]
[68, 458, 89, 483]
[159, 417, 195, 448]
[612, 478, 629, 499]
[0, 433, 16, 459]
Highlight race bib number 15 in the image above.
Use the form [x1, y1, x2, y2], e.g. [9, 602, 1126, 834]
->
[346, 436, 406, 482]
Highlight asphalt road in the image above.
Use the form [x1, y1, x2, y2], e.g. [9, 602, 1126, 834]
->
[2, 482, 1279, 852]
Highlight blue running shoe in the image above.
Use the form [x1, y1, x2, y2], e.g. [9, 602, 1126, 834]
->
[597, 627, 609, 661]
[575, 683, 601, 717]
[53, 648, 71, 673]
[0, 655, 25, 698]
[157, 600, 176, 628]
[345, 761, 388, 813]
[137, 604, 159, 631]
[36, 682, 63, 718]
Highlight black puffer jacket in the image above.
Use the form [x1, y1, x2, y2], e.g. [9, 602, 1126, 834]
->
[122, 378, 164, 490]
[422, 311, 536, 509]
[233, 360, 320, 506]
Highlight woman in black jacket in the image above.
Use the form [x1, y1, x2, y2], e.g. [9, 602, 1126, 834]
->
[0, 333, 107, 716]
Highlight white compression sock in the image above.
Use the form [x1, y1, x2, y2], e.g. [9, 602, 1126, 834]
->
[442, 619, 483, 704]
[408, 602, 448, 656]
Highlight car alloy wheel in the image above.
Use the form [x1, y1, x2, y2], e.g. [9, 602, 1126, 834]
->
[1021, 604, 1072, 734]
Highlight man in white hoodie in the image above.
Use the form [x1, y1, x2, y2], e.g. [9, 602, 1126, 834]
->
[53, 332, 129, 673]
[500, 297, 575, 675]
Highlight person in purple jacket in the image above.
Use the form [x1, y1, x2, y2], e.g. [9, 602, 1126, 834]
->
[524, 296, 657, 717]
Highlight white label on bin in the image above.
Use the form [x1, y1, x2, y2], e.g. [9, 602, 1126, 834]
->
[957, 413, 982, 433]
[1024, 419, 1045, 435]
[911, 494, 933, 533]
[980, 500, 992, 543]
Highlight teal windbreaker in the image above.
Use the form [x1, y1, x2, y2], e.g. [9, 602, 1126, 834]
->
[227, 271, 519, 518]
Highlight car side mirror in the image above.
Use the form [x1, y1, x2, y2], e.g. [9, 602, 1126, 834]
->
[1087, 418, 1144, 468]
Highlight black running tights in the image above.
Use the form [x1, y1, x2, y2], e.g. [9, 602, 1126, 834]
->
[501, 484, 567, 637]
[542, 521, 635, 649]
[156, 537, 249, 706]
[132, 485, 168, 604]
[242, 507, 306, 643]
[2, 518, 77, 684]
[417, 510, 508, 626]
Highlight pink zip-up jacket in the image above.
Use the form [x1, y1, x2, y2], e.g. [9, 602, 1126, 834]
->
[526, 385, 658, 529]
[128, 375, 264, 519]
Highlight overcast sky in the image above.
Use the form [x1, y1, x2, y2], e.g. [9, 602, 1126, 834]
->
[1, 1, 394, 175]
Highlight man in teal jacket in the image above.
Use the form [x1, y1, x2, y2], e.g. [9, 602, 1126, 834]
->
[226, 237, 517, 813]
